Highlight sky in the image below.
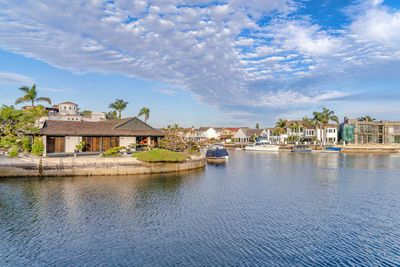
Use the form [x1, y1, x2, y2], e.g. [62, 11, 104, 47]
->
[1, 0, 400, 128]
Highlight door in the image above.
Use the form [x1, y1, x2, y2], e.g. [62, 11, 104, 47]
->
[46, 136, 65, 153]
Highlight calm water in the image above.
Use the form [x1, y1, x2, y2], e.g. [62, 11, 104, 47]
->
[1, 151, 400, 266]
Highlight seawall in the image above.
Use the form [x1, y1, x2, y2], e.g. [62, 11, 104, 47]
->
[0, 155, 206, 178]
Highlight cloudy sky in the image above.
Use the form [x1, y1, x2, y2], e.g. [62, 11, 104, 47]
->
[1, 0, 400, 127]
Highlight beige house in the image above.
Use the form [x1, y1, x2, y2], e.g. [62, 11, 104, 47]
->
[39, 117, 164, 156]
[341, 118, 400, 144]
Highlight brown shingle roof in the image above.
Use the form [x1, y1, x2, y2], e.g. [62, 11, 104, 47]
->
[39, 117, 164, 137]
[243, 128, 264, 136]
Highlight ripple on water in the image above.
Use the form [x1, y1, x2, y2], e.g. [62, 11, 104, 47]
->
[1, 152, 400, 265]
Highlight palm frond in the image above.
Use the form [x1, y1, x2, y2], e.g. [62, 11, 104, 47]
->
[37, 97, 51, 105]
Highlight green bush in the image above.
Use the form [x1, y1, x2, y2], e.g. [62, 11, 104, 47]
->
[75, 141, 85, 152]
[8, 147, 19, 157]
[102, 146, 126, 157]
[20, 136, 32, 152]
[132, 149, 190, 162]
[31, 138, 44, 156]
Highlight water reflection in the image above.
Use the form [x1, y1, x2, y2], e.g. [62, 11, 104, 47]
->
[1, 152, 400, 265]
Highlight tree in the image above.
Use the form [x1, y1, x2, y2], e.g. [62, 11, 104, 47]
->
[108, 99, 128, 120]
[0, 105, 39, 150]
[138, 107, 150, 123]
[358, 115, 376, 122]
[104, 110, 117, 120]
[15, 84, 51, 108]
[275, 119, 287, 134]
[255, 123, 259, 129]
[288, 122, 300, 143]
[313, 108, 339, 144]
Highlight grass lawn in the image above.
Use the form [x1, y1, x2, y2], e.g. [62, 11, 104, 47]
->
[132, 149, 191, 162]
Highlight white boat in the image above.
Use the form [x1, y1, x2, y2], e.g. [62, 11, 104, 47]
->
[244, 140, 280, 152]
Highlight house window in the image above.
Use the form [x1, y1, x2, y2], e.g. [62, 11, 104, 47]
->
[46, 136, 65, 153]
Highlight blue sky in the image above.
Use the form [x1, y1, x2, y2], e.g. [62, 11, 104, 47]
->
[1, 0, 400, 128]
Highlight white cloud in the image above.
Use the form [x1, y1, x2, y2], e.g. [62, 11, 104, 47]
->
[0, 71, 34, 85]
[349, 6, 400, 48]
[0, 0, 400, 123]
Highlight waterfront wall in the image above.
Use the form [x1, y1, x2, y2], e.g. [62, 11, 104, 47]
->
[0, 155, 206, 178]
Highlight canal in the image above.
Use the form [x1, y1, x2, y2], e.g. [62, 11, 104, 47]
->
[1, 151, 400, 265]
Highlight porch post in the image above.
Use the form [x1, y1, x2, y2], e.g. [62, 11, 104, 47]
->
[42, 135, 47, 157]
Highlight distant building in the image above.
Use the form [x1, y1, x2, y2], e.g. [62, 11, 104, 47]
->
[38, 102, 106, 126]
[191, 127, 223, 140]
[234, 128, 266, 143]
[265, 120, 338, 144]
[341, 118, 400, 144]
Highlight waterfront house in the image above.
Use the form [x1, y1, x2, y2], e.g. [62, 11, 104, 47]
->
[219, 127, 248, 142]
[265, 120, 338, 144]
[176, 127, 195, 140]
[234, 128, 266, 143]
[34, 102, 106, 127]
[39, 117, 164, 156]
[266, 128, 287, 144]
[341, 117, 400, 144]
[191, 127, 223, 140]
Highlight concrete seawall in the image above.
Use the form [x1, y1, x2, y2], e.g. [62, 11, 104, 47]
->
[0, 155, 206, 178]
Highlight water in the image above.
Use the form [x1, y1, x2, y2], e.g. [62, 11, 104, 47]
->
[1, 151, 400, 266]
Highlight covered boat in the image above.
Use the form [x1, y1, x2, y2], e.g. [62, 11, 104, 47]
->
[206, 144, 229, 161]
[291, 145, 312, 152]
[323, 147, 341, 153]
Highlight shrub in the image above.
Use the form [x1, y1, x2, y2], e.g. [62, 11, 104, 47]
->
[31, 138, 44, 156]
[8, 147, 19, 157]
[75, 141, 85, 152]
[20, 136, 32, 152]
[102, 146, 126, 157]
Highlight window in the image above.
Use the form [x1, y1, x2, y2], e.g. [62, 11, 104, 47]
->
[64, 106, 66, 110]
[69, 106, 71, 110]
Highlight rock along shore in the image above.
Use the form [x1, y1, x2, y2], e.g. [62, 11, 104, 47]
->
[0, 154, 206, 178]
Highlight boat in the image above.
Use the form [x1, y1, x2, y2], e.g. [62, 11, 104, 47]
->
[291, 145, 312, 152]
[244, 140, 279, 152]
[206, 144, 229, 162]
[322, 147, 341, 153]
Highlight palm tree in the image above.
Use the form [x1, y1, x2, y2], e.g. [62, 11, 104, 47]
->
[315, 108, 339, 144]
[274, 119, 287, 144]
[288, 123, 296, 144]
[358, 115, 376, 122]
[15, 84, 51, 108]
[108, 99, 128, 120]
[275, 119, 287, 131]
[138, 107, 150, 123]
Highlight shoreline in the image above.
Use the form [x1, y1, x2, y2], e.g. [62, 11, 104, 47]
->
[0, 154, 206, 178]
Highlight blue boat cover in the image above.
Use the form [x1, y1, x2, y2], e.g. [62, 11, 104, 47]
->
[326, 147, 341, 151]
[206, 148, 229, 158]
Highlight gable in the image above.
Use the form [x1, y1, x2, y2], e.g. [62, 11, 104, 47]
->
[114, 117, 155, 131]
[234, 129, 246, 138]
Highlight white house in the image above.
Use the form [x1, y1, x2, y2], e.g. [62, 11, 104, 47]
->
[192, 127, 222, 140]
[38, 102, 106, 127]
[234, 128, 265, 143]
[265, 120, 338, 144]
